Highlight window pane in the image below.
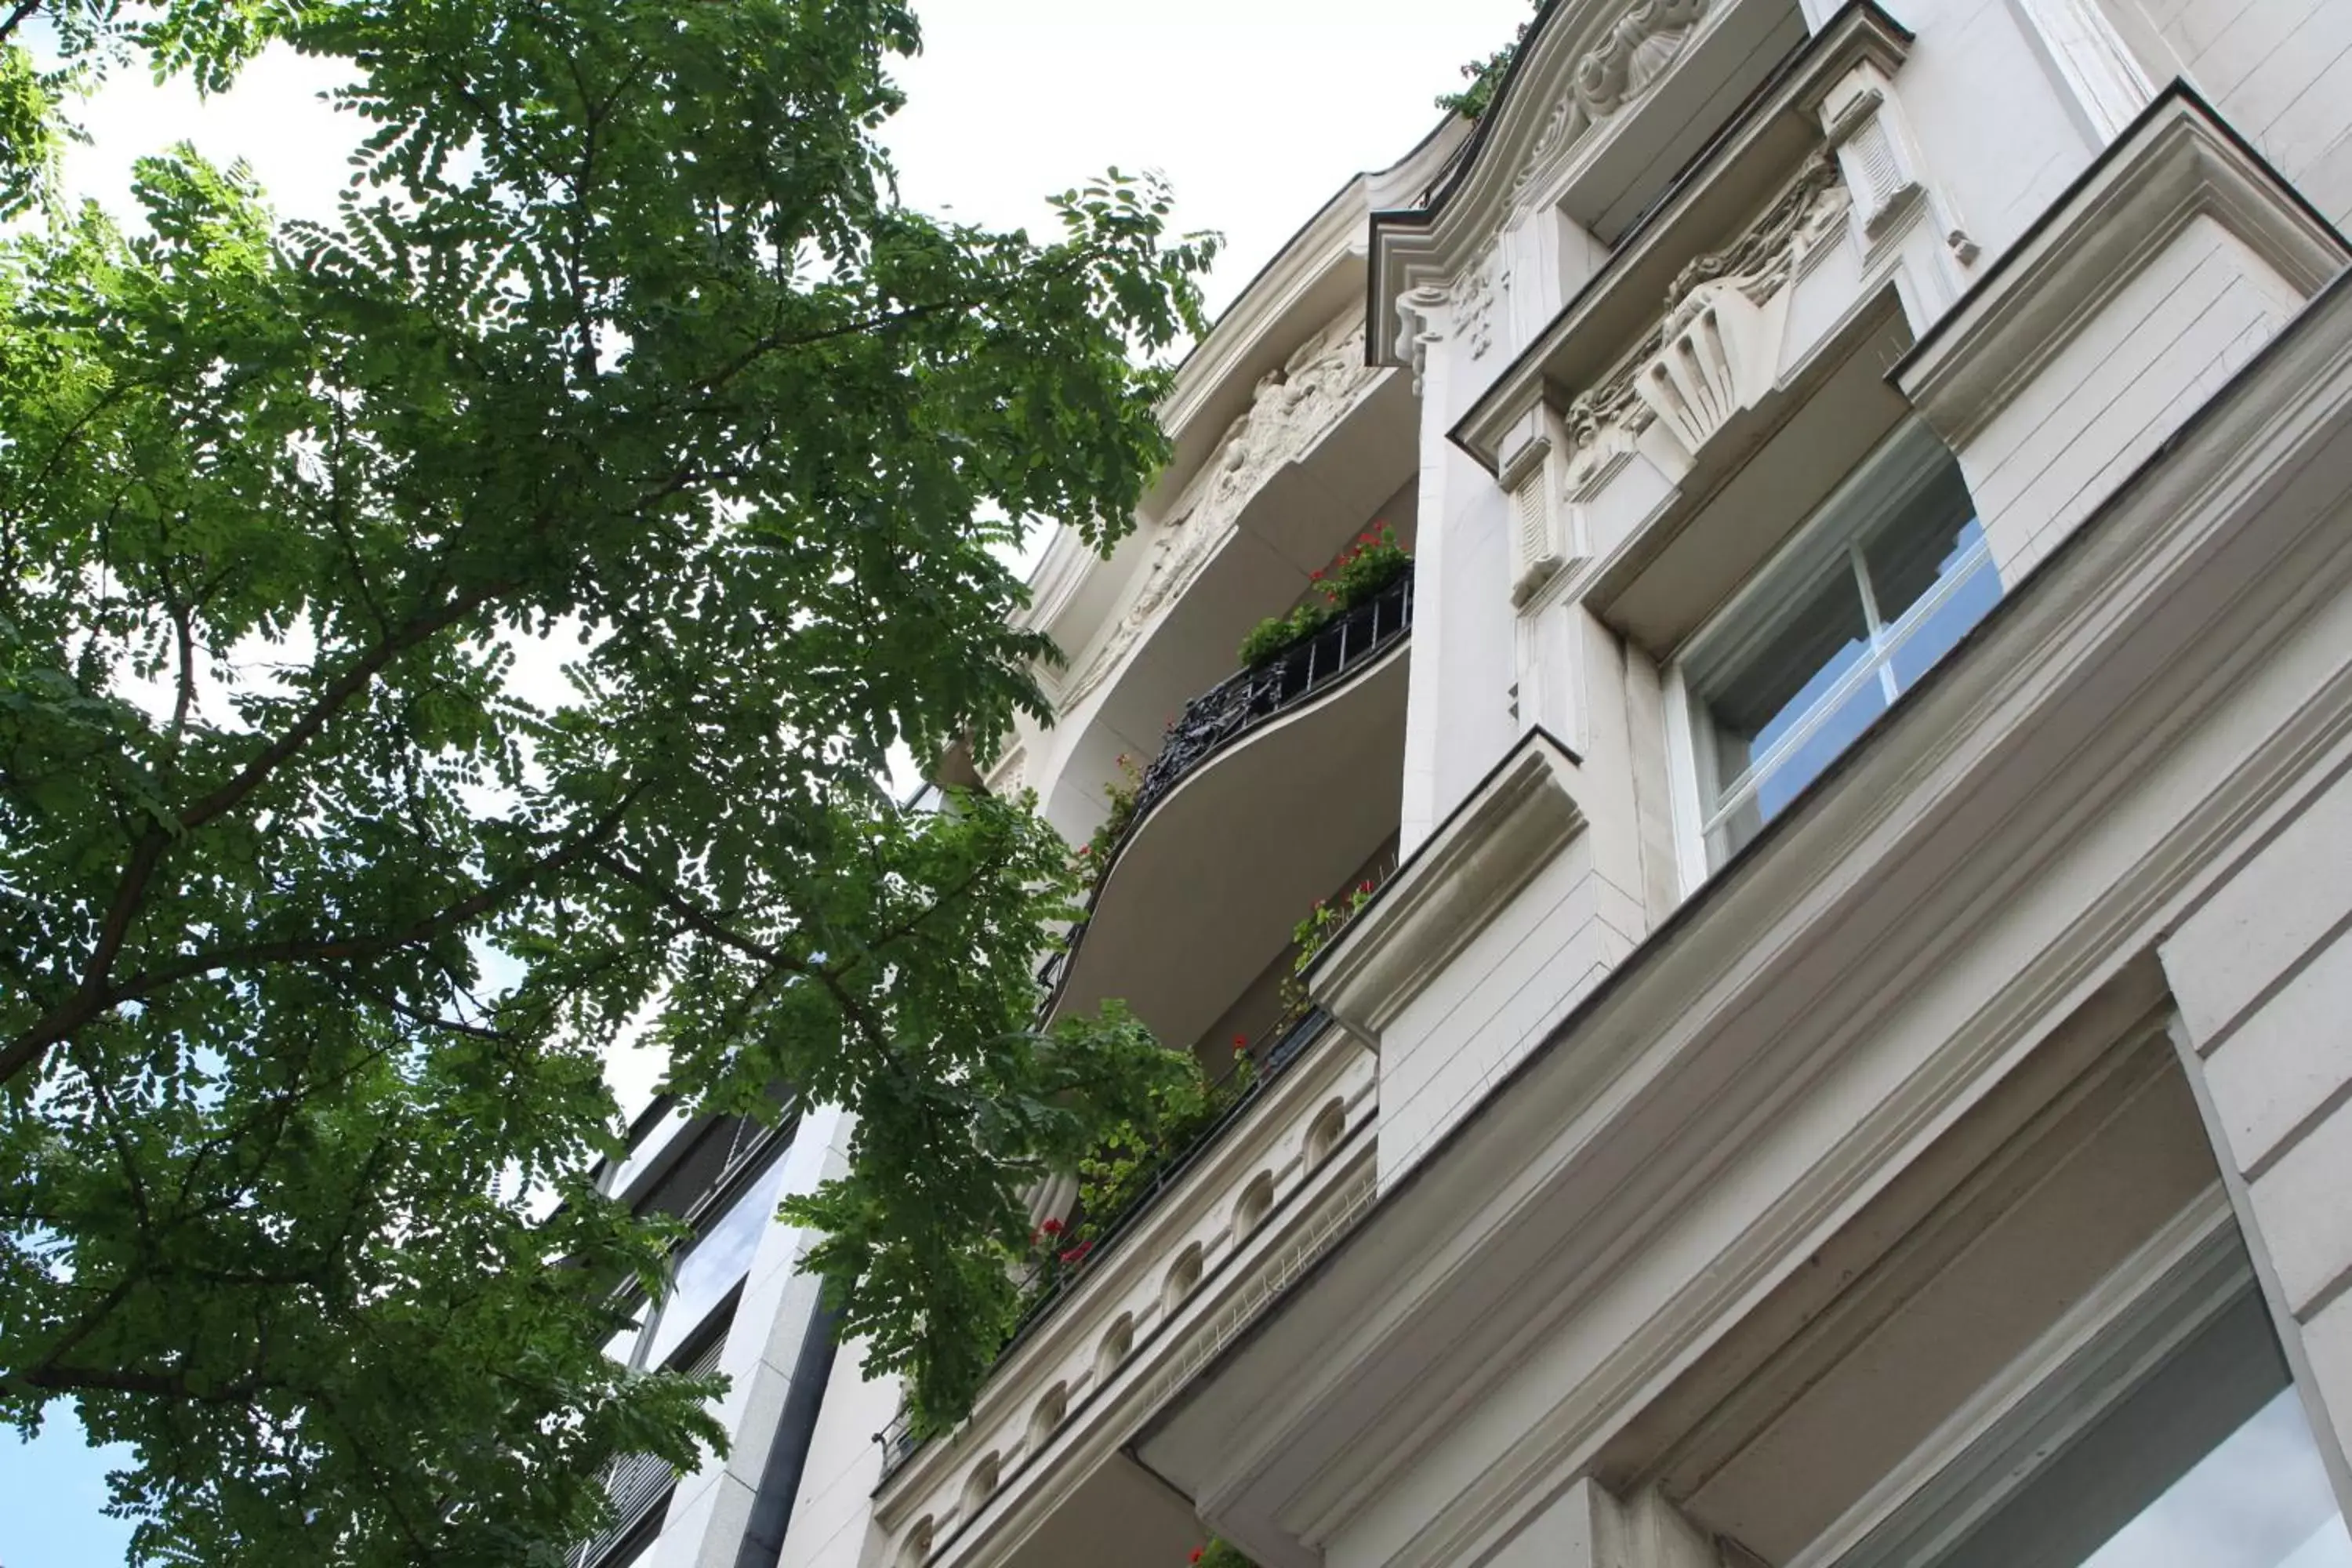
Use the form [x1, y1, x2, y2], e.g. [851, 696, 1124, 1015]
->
[1860, 457, 1980, 625]
[1697, 566, 1871, 793]
[645, 1146, 792, 1367]
[2076, 1388, 2351, 1568]
[1889, 525, 2002, 691]
[1754, 675, 1888, 822]
[1933, 1291, 2347, 1568]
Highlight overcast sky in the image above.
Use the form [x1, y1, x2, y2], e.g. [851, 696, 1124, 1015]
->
[1, 3, 1530, 1559]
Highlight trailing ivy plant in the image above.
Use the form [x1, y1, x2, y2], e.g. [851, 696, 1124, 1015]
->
[1074, 1038, 1253, 1232]
[1075, 750, 1147, 887]
[1281, 877, 1381, 1021]
[1189, 1541, 1261, 1568]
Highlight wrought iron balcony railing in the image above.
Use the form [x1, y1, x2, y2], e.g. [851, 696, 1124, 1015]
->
[1038, 569, 1414, 997]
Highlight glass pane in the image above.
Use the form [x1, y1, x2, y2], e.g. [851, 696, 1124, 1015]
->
[1889, 527, 2002, 692]
[645, 1147, 792, 1367]
[1697, 565, 1871, 803]
[1860, 456, 1981, 625]
[1754, 673, 1888, 823]
[1934, 1291, 2347, 1568]
[2075, 1387, 2350, 1568]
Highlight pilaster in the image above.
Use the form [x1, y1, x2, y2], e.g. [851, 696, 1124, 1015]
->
[1485, 1479, 1726, 1568]
[2158, 764, 2352, 1517]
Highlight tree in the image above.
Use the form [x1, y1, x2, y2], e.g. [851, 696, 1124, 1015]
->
[0, 0, 1213, 1559]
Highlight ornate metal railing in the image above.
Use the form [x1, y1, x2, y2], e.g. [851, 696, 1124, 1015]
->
[873, 1006, 1337, 1483]
[1037, 569, 1413, 996]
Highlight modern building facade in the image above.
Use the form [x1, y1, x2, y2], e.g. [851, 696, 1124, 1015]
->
[597, 1, 2352, 1566]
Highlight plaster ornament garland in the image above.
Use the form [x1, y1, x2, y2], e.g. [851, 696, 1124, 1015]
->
[1660, 151, 1846, 335]
[1055, 314, 1385, 711]
[1558, 150, 1849, 487]
[1507, 0, 1711, 218]
[984, 745, 1027, 800]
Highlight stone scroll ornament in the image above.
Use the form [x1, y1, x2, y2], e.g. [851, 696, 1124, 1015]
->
[1508, 0, 1713, 220]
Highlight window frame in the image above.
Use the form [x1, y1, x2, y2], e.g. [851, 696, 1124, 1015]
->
[1791, 1187, 2344, 1568]
[1664, 419, 1994, 889]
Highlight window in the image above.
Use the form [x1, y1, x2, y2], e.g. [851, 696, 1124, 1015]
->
[1678, 421, 2000, 869]
[1832, 1232, 2350, 1568]
[1926, 1290, 2348, 1568]
[641, 1144, 793, 1367]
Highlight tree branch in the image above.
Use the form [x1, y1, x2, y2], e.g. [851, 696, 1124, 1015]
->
[0, 583, 514, 1089]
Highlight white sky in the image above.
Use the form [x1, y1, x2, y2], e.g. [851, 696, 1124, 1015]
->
[56, 0, 1533, 316]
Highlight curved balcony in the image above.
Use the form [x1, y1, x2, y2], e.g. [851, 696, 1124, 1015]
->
[1040, 570, 1414, 1050]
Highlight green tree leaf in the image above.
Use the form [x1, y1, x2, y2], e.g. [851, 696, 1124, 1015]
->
[0, 0, 1216, 1558]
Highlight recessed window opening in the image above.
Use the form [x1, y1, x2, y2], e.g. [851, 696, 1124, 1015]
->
[1925, 1288, 2347, 1568]
[1681, 420, 1998, 868]
[1835, 1241, 2350, 1568]
[1163, 1243, 1204, 1313]
[1096, 1312, 1134, 1381]
[960, 1451, 1000, 1515]
[1027, 1381, 1069, 1450]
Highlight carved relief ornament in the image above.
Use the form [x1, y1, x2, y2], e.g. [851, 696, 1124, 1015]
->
[1054, 314, 1385, 711]
[1559, 150, 1849, 488]
[1507, 0, 1712, 220]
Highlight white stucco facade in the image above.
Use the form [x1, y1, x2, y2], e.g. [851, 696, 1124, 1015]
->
[595, 3, 2352, 1566]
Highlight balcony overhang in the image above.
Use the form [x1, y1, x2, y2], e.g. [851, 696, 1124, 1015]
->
[1051, 640, 1410, 1054]
[1036, 347, 1417, 801]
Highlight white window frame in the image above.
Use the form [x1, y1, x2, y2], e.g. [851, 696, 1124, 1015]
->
[1665, 420, 1991, 888]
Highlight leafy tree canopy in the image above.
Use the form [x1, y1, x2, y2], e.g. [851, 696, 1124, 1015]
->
[0, 0, 1214, 1559]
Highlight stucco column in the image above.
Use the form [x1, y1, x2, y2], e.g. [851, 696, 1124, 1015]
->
[1397, 286, 1454, 858]
[2156, 767, 2352, 1515]
[1483, 1479, 1721, 1568]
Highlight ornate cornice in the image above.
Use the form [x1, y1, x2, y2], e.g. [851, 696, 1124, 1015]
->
[1503, 0, 1712, 221]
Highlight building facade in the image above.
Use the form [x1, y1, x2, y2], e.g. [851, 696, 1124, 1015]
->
[599, 1, 2352, 1565]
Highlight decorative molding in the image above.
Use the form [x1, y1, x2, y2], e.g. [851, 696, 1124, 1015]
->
[1506, 0, 1715, 224]
[877, 1022, 1382, 1568]
[1450, 2, 1916, 472]
[1314, 731, 1588, 1037]
[1454, 244, 1499, 361]
[1397, 285, 1450, 396]
[984, 745, 1027, 800]
[1896, 87, 2352, 448]
[1539, 150, 1849, 489]
[1058, 312, 1385, 710]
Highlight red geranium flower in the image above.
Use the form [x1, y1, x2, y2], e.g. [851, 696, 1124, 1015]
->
[1040, 1218, 1065, 1236]
[1058, 1241, 1093, 1265]
[1191, 1552, 1204, 1565]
